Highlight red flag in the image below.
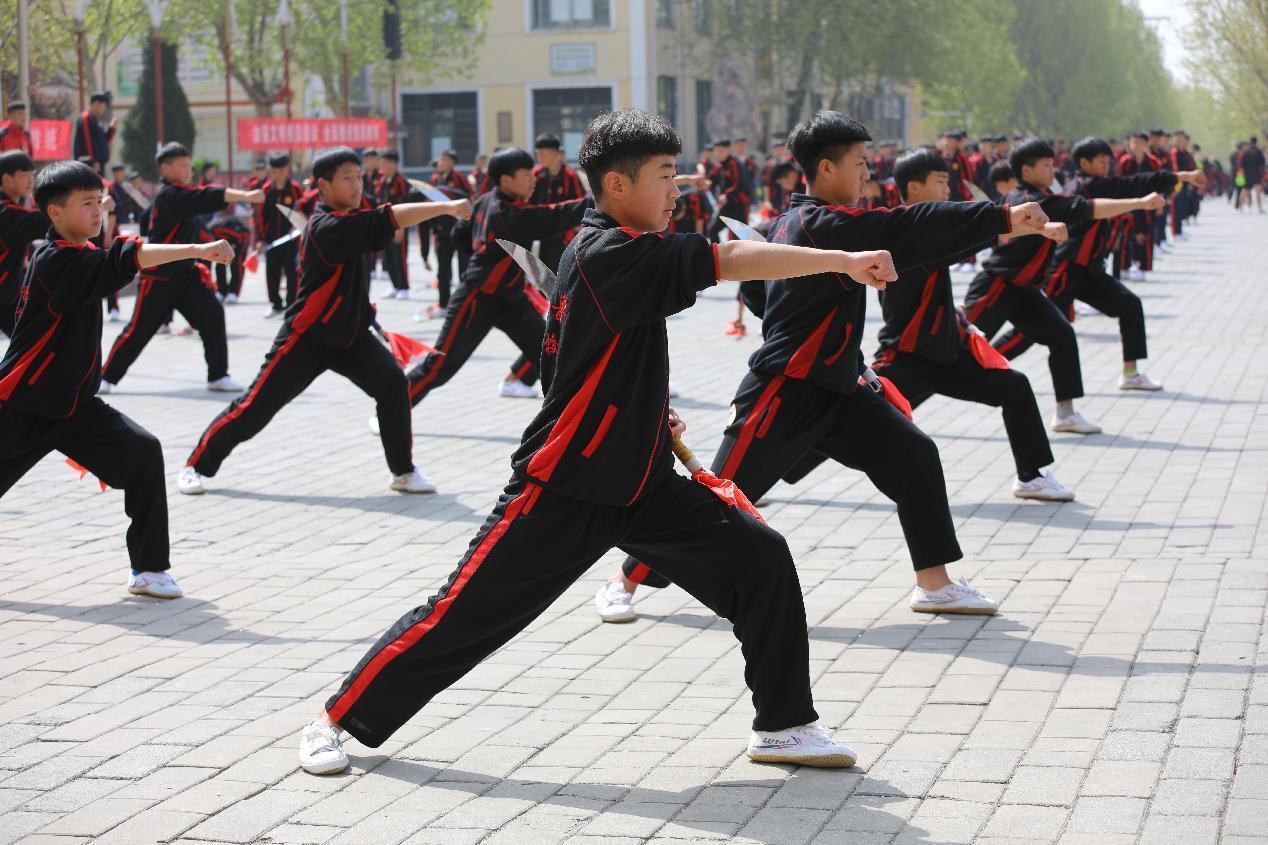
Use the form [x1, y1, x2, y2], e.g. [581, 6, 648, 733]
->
[876, 375, 914, 420]
[195, 262, 216, 291]
[382, 330, 436, 368]
[244, 253, 259, 273]
[65, 458, 108, 491]
[968, 331, 1011, 370]
[691, 468, 766, 524]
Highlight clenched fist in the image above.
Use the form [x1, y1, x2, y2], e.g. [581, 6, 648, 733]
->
[1009, 201, 1050, 232]
[198, 239, 236, 265]
[842, 250, 897, 290]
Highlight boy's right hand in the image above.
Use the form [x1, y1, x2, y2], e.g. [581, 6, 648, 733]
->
[448, 198, 473, 220]
[1009, 201, 1049, 232]
[1141, 192, 1166, 211]
[198, 240, 235, 265]
[242, 189, 266, 204]
[841, 250, 897, 290]
[1041, 222, 1068, 243]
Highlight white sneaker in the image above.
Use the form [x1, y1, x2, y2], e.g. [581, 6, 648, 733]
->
[298, 722, 349, 775]
[1074, 302, 1101, 316]
[747, 723, 857, 768]
[390, 468, 437, 494]
[265, 306, 285, 319]
[367, 416, 381, 437]
[157, 323, 172, 335]
[127, 571, 184, 599]
[667, 381, 680, 398]
[225, 293, 239, 304]
[1051, 411, 1103, 434]
[1129, 267, 1146, 282]
[498, 379, 540, 399]
[1177, 231, 1189, 241]
[177, 466, 205, 495]
[98, 380, 115, 395]
[595, 581, 636, 623]
[1013, 472, 1075, 502]
[910, 577, 999, 615]
[108, 308, 122, 322]
[394, 289, 410, 300]
[1119, 372, 1163, 391]
[207, 376, 244, 392]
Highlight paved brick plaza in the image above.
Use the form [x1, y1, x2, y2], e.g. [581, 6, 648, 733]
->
[0, 201, 1265, 844]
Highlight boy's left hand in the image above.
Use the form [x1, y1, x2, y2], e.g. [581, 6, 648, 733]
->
[841, 250, 897, 290]
[1009, 201, 1049, 232]
[199, 239, 235, 265]
[668, 407, 686, 438]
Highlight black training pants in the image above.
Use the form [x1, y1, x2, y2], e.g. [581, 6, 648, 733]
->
[622, 373, 963, 589]
[216, 257, 245, 298]
[266, 240, 299, 309]
[965, 278, 1084, 402]
[0, 398, 168, 571]
[325, 471, 819, 745]
[383, 230, 410, 292]
[433, 234, 469, 310]
[187, 329, 413, 478]
[102, 273, 230, 386]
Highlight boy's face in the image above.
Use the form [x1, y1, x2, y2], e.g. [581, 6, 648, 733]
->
[90, 101, 107, 117]
[536, 147, 563, 170]
[112, 170, 125, 182]
[1081, 154, 1111, 178]
[776, 171, 800, 191]
[714, 144, 731, 161]
[906, 171, 950, 203]
[994, 178, 1017, 196]
[1020, 157, 1055, 189]
[436, 153, 455, 172]
[48, 188, 104, 240]
[320, 162, 363, 210]
[364, 155, 379, 172]
[204, 167, 217, 180]
[599, 154, 680, 232]
[811, 142, 869, 205]
[160, 156, 193, 185]
[379, 158, 397, 176]
[734, 140, 748, 156]
[2, 169, 35, 199]
[270, 164, 291, 183]
[8, 108, 26, 128]
[500, 167, 537, 200]
[1128, 137, 1147, 156]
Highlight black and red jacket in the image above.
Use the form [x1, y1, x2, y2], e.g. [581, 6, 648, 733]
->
[361, 170, 380, 203]
[0, 124, 32, 155]
[971, 182, 1093, 290]
[283, 202, 400, 348]
[72, 111, 114, 169]
[531, 164, 587, 244]
[752, 194, 1012, 395]
[0, 234, 141, 418]
[709, 155, 750, 211]
[449, 190, 590, 301]
[210, 216, 252, 269]
[296, 187, 322, 217]
[1170, 147, 1196, 174]
[510, 208, 719, 506]
[142, 180, 227, 281]
[109, 180, 143, 224]
[255, 178, 304, 243]
[0, 200, 49, 308]
[374, 172, 410, 207]
[669, 191, 705, 234]
[472, 168, 492, 197]
[943, 149, 975, 201]
[1056, 170, 1176, 269]
[428, 167, 471, 241]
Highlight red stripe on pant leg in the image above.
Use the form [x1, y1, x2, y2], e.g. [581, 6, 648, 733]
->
[326, 483, 539, 725]
[720, 375, 785, 480]
[409, 294, 477, 399]
[995, 333, 1026, 356]
[628, 562, 652, 584]
[965, 277, 1004, 324]
[187, 334, 301, 468]
[103, 278, 151, 375]
[512, 360, 533, 380]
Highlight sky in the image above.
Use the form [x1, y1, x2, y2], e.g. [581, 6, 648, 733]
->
[1137, 0, 1193, 84]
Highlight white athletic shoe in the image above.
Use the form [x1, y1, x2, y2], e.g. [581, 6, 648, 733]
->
[207, 376, 244, 393]
[298, 722, 349, 775]
[1119, 372, 1163, 391]
[1177, 231, 1189, 241]
[108, 308, 122, 322]
[1129, 267, 1146, 282]
[595, 581, 636, 623]
[747, 723, 857, 768]
[265, 306, 284, 319]
[394, 289, 410, 300]
[667, 381, 681, 398]
[1051, 411, 1103, 434]
[127, 571, 184, 599]
[367, 416, 381, 437]
[390, 468, 437, 494]
[498, 379, 540, 399]
[1074, 302, 1101, 316]
[225, 293, 239, 304]
[157, 322, 173, 335]
[177, 466, 206, 495]
[1013, 472, 1075, 502]
[910, 577, 999, 615]
[98, 380, 115, 395]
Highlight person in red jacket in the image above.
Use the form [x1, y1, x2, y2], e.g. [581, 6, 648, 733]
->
[0, 102, 32, 155]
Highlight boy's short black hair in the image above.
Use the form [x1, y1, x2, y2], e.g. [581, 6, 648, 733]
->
[268, 153, 291, 168]
[201, 162, 217, 175]
[488, 146, 537, 187]
[988, 160, 1014, 185]
[111, 163, 126, 173]
[1149, 128, 1167, 136]
[33, 160, 102, 212]
[534, 133, 562, 151]
[0, 151, 35, 179]
[380, 150, 400, 163]
[90, 91, 111, 105]
[1128, 130, 1148, 141]
[155, 142, 191, 166]
[892, 148, 949, 200]
[577, 108, 681, 199]
[1071, 137, 1114, 167]
[6, 101, 25, 113]
[770, 161, 798, 182]
[1008, 137, 1055, 176]
[311, 147, 361, 183]
[437, 148, 457, 160]
[787, 110, 872, 184]
[713, 138, 731, 148]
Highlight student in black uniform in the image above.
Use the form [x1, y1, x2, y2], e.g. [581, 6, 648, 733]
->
[706, 139, 750, 243]
[420, 149, 472, 319]
[531, 134, 588, 272]
[963, 138, 1163, 436]
[0, 161, 235, 599]
[255, 154, 305, 316]
[375, 151, 412, 298]
[297, 108, 898, 776]
[101, 143, 263, 394]
[0, 152, 47, 337]
[178, 148, 470, 497]
[209, 210, 252, 303]
[597, 112, 1054, 625]
[108, 165, 143, 224]
[72, 92, 116, 174]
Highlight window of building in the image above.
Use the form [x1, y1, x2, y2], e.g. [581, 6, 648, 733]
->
[532, 87, 614, 155]
[656, 0, 675, 28]
[400, 92, 479, 168]
[695, 79, 713, 151]
[658, 76, 678, 127]
[693, 0, 712, 35]
[531, 0, 612, 30]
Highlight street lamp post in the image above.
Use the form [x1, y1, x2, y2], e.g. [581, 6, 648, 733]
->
[340, 0, 350, 118]
[74, 1, 91, 113]
[144, 1, 169, 147]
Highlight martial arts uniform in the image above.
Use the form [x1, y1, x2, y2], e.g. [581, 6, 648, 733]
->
[186, 202, 413, 479]
[210, 216, 251, 299]
[375, 173, 412, 292]
[707, 155, 751, 243]
[0, 235, 168, 571]
[427, 168, 473, 310]
[0, 124, 32, 155]
[72, 111, 115, 173]
[326, 209, 819, 745]
[530, 163, 587, 272]
[0, 198, 48, 336]
[1169, 147, 1197, 235]
[1117, 151, 1161, 271]
[256, 178, 304, 309]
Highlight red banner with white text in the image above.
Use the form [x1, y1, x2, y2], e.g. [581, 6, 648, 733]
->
[0, 119, 72, 159]
[236, 118, 388, 151]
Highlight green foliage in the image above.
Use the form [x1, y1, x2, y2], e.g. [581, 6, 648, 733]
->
[1186, 0, 1268, 145]
[121, 37, 197, 180]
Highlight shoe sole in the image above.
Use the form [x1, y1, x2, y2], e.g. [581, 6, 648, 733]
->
[598, 611, 636, 623]
[1051, 427, 1102, 435]
[747, 751, 857, 768]
[128, 587, 183, 599]
[300, 759, 350, 775]
[1013, 491, 1076, 502]
[1119, 385, 1163, 392]
[391, 485, 437, 494]
[177, 486, 204, 496]
[911, 604, 998, 615]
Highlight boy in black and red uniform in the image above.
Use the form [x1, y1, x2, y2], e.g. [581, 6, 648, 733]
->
[531, 134, 588, 272]
[72, 92, 116, 174]
[177, 148, 471, 498]
[399, 147, 591, 422]
[1117, 132, 1161, 280]
[964, 138, 1162, 435]
[102, 143, 263, 394]
[597, 112, 1055, 625]
[1169, 131, 1198, 239]
[0, 152, 47, 337]
[706, 139, 750, 243]
[209, 210, 251, 303]
[938, 129, 974, 201]
[244, 160, 268, 192]
[254, 154, 304, 316]
[108, 165, 142, 225]
[297, 108, 900, 777]
[374, 151, 412, 298]
[0, 161, 236, 599]
[992, 137, 1204, 393]
[420, 149, 472, 319]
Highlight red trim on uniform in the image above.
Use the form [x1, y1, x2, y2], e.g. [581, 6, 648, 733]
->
[784, 307, 837, 378]
[898, 269, 940, 353]
[527, 334, 621, 481]
[0, 317, 60, 400]
[720, 374, 785, 479]
[994, 333, 1026, 357]
[966, 276, 1006, 323]
[822, 322, 853, 367]
[326, 483, 541, 725]
[511, 359, 533, 380]
[103, 276, 152, 374]
[410, 292, 481, 399]
[573, 252, 616, 333]
[581, 404, 618, 458]
[627, 387, 669, 505]
[1075, 221, 1100, 265]
[627, 562, 653, 584]
[479, 255, 513, 294]
[1010, 239, 1053, 287]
